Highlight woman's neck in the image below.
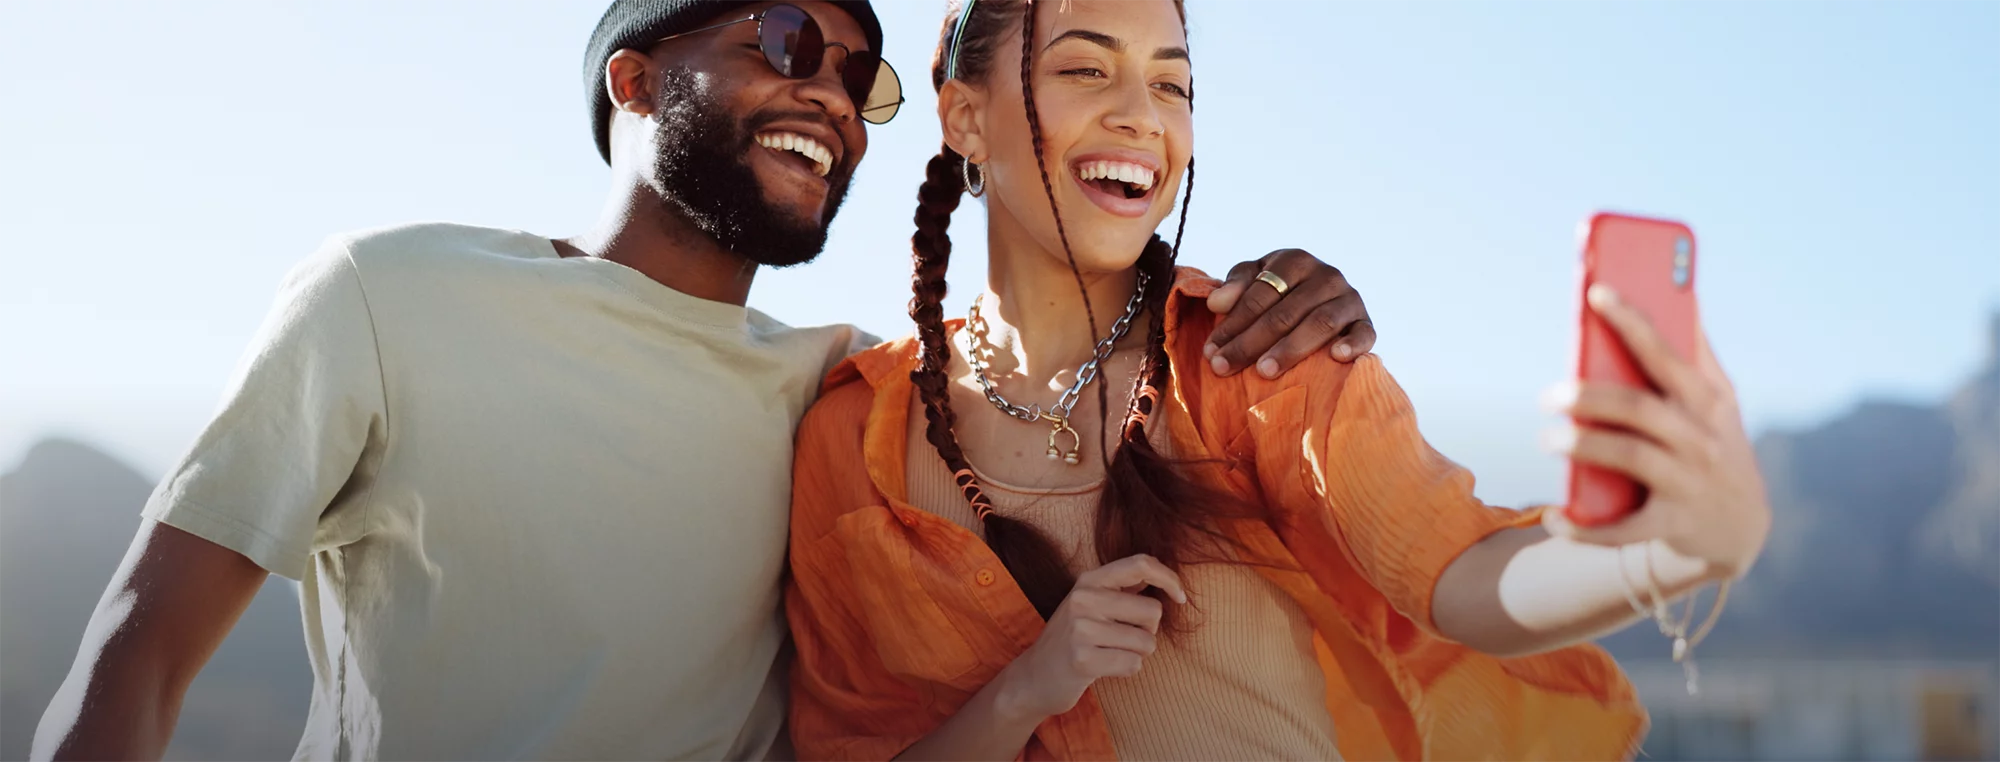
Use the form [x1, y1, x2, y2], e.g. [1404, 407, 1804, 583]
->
[973, 215, 1144, 389]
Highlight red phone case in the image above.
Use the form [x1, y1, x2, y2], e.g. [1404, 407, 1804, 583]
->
[1566, 212, 1700, 526]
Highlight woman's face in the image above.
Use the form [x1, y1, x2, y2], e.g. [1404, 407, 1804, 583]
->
[957, 0, 1193, 275]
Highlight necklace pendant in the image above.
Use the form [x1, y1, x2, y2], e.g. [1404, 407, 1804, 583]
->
[1045, 414, 1082, 465]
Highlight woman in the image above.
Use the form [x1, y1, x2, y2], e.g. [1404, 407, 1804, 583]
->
[786, 0, 1772, 759]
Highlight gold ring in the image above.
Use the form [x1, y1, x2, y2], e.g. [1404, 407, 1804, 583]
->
[1253, 270, 1291, 296]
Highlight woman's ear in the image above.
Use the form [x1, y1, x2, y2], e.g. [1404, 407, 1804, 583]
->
[606, 50, 657, 116]
[938, 79, 988, 162]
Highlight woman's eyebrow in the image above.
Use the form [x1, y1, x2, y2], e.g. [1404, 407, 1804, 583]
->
[1046, 29, 1190, 61]
[1046, 28, 1124, 53]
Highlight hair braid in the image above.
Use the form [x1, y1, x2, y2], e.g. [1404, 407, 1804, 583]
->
[1019, 0, 1102, 347]
[912, 0, 1246, 629]
[909, 145, 1076, 619]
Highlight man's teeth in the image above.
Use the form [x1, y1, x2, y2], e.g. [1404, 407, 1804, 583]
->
[1076, 161, 1155, 190]
[755, 132, 833, 177]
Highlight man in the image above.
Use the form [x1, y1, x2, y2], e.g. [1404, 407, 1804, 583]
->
[32, 1, 1378, 759]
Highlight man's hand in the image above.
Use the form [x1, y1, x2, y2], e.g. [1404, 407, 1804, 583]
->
[1202, 248, 1377, 377]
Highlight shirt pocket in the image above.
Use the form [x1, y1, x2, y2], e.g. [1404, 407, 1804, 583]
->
[829, 506, 986, 686]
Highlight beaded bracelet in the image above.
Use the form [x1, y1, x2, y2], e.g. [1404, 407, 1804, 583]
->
[1617, 542, 1731, 694]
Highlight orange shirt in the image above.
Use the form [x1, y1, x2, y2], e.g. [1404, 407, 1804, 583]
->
[786, 270, 1648, 761]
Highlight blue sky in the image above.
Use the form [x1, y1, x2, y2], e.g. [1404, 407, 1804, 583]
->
[2, 0, 1994, 507]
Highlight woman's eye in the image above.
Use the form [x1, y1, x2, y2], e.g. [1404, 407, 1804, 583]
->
[1155, 82, 1192, 99]
[1058, 67, 1106, 79]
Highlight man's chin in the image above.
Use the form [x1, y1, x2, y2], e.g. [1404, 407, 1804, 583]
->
[731, 205, 828, 268]
[740, 238, 823, 268]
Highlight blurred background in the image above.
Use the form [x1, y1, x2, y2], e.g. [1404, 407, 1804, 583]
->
[2, 0, 1995, 759]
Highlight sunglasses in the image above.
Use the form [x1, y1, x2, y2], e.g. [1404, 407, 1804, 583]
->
[655, 3, 903, 125]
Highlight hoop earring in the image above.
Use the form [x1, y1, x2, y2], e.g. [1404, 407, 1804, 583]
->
[963, 158, 986, 198]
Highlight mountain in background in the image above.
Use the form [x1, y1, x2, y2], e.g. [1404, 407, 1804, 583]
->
[1600, 314, 2000, 660]
[0, 439, 309, 761]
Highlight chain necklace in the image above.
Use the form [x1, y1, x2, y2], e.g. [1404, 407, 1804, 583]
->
[961, 270, 1150, 466]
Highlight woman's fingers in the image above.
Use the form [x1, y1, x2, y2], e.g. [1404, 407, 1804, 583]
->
[1543, 501, 1675, 547]
[1077, 554, 1187, 604]
[1090, 648, 1146, 678]
[1074, 618, 1158, 657]
[1545, 380, 1708, 455]
[1068, 587, 1165, 633]
[1545, 424, 1689, 492]
[1588, 285, 1708, 409]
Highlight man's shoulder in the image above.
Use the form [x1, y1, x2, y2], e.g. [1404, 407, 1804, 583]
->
[321, 221, 551, 278]
[743, 311, 890, 369]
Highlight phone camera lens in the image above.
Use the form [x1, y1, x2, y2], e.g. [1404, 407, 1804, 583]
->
[1672, 237, 1692, 287]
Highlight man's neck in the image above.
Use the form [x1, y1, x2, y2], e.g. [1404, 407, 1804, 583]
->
[560, 185, 758, 306]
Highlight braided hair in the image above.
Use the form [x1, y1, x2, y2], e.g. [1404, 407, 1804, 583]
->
[913, 0, 1244, 624]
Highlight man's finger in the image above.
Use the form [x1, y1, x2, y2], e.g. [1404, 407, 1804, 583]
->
[1206, 259, 1264, 319]
[1204, 279, 1290, 374]
[1334, 317, 1377, 361]
[1212, 283, 1336, 377]
[1204, 254, 1296, 362]
[1250, 295, 1368, 376]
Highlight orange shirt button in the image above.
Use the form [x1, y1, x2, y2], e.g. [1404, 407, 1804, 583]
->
[975, 569, 996, 586]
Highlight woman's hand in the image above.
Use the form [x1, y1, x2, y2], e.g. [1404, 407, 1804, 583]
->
[1542, 284, 1772, 580]
[995, 554, 1187, 721]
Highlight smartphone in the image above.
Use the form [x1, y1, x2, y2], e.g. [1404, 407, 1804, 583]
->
[1565, 212, 1699, 527]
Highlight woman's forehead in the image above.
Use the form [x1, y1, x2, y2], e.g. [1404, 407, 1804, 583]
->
[1041, 0, 1187, 51]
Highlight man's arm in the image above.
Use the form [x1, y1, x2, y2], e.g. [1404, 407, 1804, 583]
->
[32, 521, 268, 761]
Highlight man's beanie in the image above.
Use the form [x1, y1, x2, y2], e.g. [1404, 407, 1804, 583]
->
[585, 1, 886, 164]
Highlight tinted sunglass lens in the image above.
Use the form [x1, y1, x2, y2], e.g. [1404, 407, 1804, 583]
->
[841, 52, 879, 108]
[760, 4, 822, 78]
[855, 57, 902, 124]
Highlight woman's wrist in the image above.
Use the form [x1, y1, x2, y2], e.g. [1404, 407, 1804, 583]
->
[989, 661, 1051, 729]
[1632, 538, 1732, 595]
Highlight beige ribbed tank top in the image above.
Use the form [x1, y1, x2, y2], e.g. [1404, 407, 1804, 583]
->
[905, 397, 1343, 761]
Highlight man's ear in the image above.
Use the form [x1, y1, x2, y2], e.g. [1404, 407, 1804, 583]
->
[606, 49, 657, 116]
[937, 79, 987, 163]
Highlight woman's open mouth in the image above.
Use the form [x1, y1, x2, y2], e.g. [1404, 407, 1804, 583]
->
[1070, 159, 1158, 218]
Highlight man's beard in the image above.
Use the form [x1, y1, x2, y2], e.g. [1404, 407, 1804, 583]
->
[647, 67, 852, 269]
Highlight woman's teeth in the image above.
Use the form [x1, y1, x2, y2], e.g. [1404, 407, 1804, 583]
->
[1076, 160, 1155, 191]
[755, 132, 833, 178]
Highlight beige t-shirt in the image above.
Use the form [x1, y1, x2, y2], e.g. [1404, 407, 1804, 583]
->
[144, 222, 868, 761]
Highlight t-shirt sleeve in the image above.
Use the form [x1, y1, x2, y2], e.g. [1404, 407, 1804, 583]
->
[840, 327, 884, 360]
[808, 325, 885, 395]
[142, 239, 389, 580]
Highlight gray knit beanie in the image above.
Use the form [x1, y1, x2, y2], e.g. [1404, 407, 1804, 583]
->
[585, 0, 886, 164]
